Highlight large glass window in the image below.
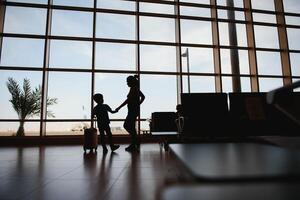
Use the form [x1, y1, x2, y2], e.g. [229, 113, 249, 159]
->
[0, 0, 298, 136]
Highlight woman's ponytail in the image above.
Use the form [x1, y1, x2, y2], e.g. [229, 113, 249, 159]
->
[127, 75, 139, 86]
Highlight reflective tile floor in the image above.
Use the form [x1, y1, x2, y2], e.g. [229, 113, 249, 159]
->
[0, 144, 185, 200]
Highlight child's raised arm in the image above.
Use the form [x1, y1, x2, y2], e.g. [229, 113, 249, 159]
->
[106, 105, 117, 114]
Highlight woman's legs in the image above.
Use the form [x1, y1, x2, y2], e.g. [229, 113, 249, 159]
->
[124, 112, 139, 150]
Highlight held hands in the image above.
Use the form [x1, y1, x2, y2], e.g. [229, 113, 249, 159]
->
[115, 107, 121, 113]
[112, 107, 120, 114]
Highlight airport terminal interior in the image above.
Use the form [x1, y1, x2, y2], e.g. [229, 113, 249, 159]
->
[0, 0, 300, 199]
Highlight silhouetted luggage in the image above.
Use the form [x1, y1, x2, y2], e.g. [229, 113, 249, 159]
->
[83, 121, 98, 153]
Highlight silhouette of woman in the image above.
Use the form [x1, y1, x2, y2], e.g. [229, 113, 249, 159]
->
[116, 75, 145, 152]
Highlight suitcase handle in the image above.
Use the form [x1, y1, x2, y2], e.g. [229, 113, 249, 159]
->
[92, 118, 97, 129]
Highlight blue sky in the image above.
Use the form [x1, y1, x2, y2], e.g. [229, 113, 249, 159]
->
[1, 0, 300, 133]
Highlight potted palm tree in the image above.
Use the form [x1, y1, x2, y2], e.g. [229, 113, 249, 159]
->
[6, 77, 58, 136]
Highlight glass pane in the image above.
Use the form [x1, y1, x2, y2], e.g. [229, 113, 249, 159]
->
[94, 73, 131, 120]
[290, 53, 300, 76]
[180, 6, 210, 17]
[53, 0, 93, 7]
[220, 49, 231, 74]
[220, 49, 249, 74]
[51, 10, 93, 37]
[253, 13, 277, 23]
[97, 0, 135, 11]
[97, 13, 135, 40]
[7, 0, 47, 4]
[257, 51, 282, 75]
[259, 78, 283, 92]
[140, 75, 177, 119]
[49, 40, 92, 69]
[241, 77, 251, 92]
[218, 23, 247, 47]
[181, 47, 214, 73]
[234, 11, 245, 20]
[140, 121, 150, 134]
[46, 121, 88, 136]
[181, 20, 212, 44]
[254, 26, 279, 49]
[283, 0, 300, 13]
[181, 0, 209, 4]
[140, 2, 174, 14]
[0, 37, 44, 67]
[293, 79, 300, 92]
[140, 17, 175, 42]
[47, 72, 91, 119]
[140, 45, 176, 72]
[110, 121, 127, 135]
[183, 76, 215, 93]
[96, 42, 136, 70]
[217, 0, 244, 7]
[239, 50, 250, 74]
[0, 122, 40, 136]
[219, 22, 229, 46]
[251, 0, 275, 11]
[0, 71, 42, 119]
[4, 6, 46, 35]
[285, 16, 300, 26]
[218, 10, 245, 20]
[287, 28, 300, 50]
[222, 77, 233, 93]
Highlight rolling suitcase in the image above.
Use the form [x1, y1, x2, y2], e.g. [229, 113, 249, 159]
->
[83, 121, 98, 153]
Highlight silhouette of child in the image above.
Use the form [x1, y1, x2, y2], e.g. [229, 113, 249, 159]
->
[92, 93, 119, 153]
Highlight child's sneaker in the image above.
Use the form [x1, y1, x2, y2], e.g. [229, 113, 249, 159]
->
[110, 145, 120, 152]
[125, 144, 139, 152]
